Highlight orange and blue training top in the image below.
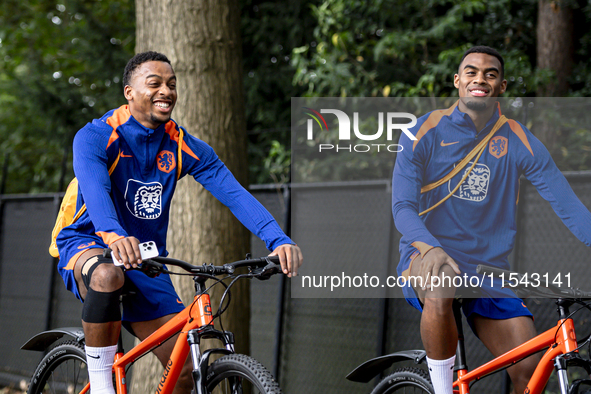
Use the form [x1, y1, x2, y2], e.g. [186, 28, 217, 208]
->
[56, 105, 292, 271]
[392, 102, 591, 277]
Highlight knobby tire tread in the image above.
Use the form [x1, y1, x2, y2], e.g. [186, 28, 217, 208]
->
[371, 367, 435, 394]
[205, 354, 282, 394]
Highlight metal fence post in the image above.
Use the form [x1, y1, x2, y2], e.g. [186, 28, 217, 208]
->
[0, 154, 8, 304]
[376, 182, 395, 382]
[273, 183, 290, 381]
[44, 194, 63, 331]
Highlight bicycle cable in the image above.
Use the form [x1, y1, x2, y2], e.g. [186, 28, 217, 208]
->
[553, 301, 591, 347]
[213, 271, 264, 334]
[147, 265, 231, 329]
[563, 299, 591, 354]
[213, 274, 254, 334]
[188, 275, 230, 327]
[109, 260, 268, 376]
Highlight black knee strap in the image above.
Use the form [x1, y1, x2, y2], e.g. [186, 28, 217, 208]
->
[82, 287, 123, 323]
[81, 255, 113, 290]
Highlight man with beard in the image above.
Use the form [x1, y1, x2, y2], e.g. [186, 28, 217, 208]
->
[392, 46, 591, 394]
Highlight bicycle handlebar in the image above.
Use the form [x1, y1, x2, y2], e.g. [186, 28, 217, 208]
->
[476, 264, 591, 299]
[154, 255, 282, 279]
[103, 249, 282, 280]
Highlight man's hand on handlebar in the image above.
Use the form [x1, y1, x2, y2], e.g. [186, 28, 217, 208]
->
[108, 239, 302, 278]
[270, 244, 303, 278]
[110, 236, 142, 269]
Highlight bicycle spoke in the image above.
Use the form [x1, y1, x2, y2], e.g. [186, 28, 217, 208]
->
[32, 348, 88, 394]
[73, 358, 82, 394]
[49, 370, 55, 394]
[229, 376, 241, 394]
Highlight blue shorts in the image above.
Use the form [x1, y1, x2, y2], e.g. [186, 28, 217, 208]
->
[120, 269, 185, 324]
[57, 238, 185, 328]
[403, 290, 533, 336]
[401, 276, 532, 321]
[398, 251, 533, 331]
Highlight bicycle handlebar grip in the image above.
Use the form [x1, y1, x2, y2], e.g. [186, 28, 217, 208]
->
[225, 255, 280, 270]
[476, 264, 508, 277]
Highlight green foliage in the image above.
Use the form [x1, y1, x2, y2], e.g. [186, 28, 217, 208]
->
[3, 0, 591, 192]
[0, 0, 134, 193]
[291, 0, 548, 98]
[286, 0, 591, 178]
[241, 0, 319, 185]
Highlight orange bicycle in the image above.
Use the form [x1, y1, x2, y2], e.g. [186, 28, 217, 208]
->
[22, 252, 284, 394]
[347, 265, 591, 394]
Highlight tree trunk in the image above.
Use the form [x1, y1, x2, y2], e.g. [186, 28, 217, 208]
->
[132, 1, 249, 392]
[535, 0, 574, 154]
[537, 0, 574, 97]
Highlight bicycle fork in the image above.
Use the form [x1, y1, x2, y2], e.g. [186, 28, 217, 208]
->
[187, 289, 236, 394]
[552, 351, 591, 394]
[188, 326, 236, 394]
[554, 355, 569, 394]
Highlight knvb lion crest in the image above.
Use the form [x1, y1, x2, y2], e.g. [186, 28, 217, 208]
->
[157, 150, 176, 173]
[125, 180, 163, 219]
[449, 162, 491, 202]
[489, 136, 508, 159]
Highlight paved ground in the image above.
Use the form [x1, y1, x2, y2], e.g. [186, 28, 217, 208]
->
[0, 383, 27, 394]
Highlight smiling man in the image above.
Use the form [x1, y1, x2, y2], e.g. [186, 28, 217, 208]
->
[392, 46, 591, 394]
[54, 51, 302, 394]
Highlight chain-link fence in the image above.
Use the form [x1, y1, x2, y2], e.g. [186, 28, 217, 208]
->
[1, 174, 591, 393]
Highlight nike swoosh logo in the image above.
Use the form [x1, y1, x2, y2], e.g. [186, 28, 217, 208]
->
[440, 140, 459, 147]
[87, 354, 100, 359]
[121, 152, 133, 158]
[177, 299, 183, 304]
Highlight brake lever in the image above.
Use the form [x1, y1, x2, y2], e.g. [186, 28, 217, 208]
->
[254, 260, 283, 280]
[139, 259, 163, 278]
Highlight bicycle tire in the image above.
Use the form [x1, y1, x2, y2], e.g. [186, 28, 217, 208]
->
[371, 367, 435, 394]
[205, 354, 282, 394]
[27, 340, 89, 394]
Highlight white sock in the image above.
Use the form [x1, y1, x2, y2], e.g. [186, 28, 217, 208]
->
[85, 344, 117, 394]
[426, 355, 455, 394]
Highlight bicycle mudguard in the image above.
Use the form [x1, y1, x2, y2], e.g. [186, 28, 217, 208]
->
[21, 327, 85, 351]
[193, 348, 233, 394]
[346, 349, 427, 383]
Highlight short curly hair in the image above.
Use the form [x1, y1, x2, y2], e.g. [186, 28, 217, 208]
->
[459, 46, 504, 79]
[122, 51, 172, 88]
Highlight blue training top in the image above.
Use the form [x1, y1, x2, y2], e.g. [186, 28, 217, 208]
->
[57, 105, 292, 270]
[392, 102, 591, 277]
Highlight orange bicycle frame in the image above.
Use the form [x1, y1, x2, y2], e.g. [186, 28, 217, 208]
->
[81, 293, 214, 394]
[453, 317, 578, 394]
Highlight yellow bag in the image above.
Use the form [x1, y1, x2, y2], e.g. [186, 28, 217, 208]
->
[49, 128, 184, 258]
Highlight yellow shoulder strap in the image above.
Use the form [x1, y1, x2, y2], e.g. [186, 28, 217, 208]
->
[177, 127, 184, 180]
[71, 150, 122, 223]
[71, 131, 182, 226]
[418, 115, 507, 216]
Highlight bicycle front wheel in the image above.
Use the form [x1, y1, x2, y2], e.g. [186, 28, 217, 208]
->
[27, 341, 89, 394]
[371, 367, 435, 394]
[205, 354, 282, 394]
